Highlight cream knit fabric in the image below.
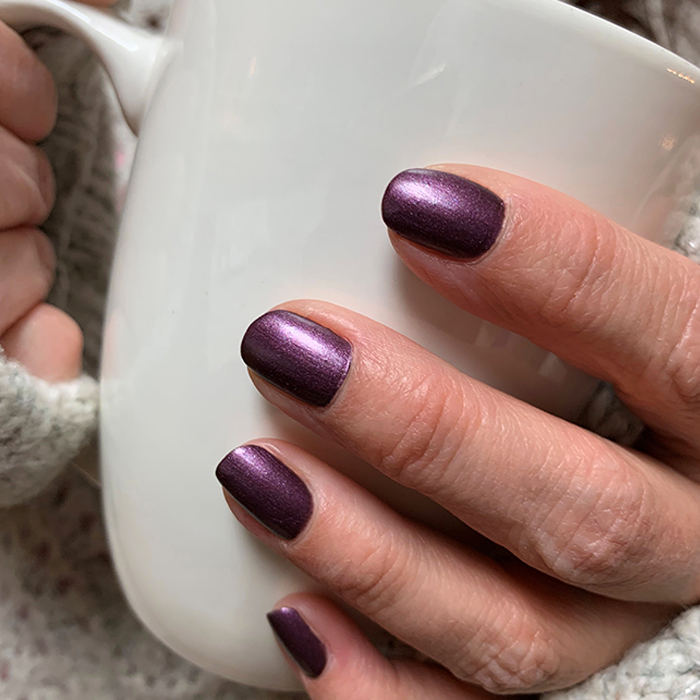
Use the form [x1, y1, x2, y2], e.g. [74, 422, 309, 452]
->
[0, 1, 699, 698]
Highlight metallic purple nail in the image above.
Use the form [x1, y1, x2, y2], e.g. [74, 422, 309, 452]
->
[241, 310, 352, 408]
[267, 607, 327, 679]
[216, 445, 312, 540]
[381, 168, 506, 258]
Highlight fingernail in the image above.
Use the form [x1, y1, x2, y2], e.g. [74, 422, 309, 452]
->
[216, 445, 312, 540]
[267, 607, 328, 679]
[381, 168, 505, 258]
[241, 310, 352, 408]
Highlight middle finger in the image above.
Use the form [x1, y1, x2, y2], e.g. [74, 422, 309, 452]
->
[241, 302, 700, 604]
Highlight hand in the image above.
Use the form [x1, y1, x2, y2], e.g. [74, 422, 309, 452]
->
[217, 164, 700, 698]
[0, 0, 114, 382]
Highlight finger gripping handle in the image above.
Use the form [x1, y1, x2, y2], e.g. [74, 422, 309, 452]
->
[0, 0, 164, 133]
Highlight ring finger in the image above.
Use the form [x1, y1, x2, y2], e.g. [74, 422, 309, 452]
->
[216, 439, 672, 695]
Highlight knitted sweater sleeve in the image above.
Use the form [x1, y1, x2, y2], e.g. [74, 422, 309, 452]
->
[0, 357, 97, 507]
[544, 607, 700, 699]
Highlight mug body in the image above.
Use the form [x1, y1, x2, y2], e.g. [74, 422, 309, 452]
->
[101, 0, 700, 688]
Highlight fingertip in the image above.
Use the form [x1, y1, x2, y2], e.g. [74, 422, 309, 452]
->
[267, 594, 490, 699]
[18, 57, 58, 142]
[1, 304, 83, 382]
[266, 594, 386, 689]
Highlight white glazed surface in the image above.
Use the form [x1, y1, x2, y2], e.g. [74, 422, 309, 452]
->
[3, 0, 700, 690]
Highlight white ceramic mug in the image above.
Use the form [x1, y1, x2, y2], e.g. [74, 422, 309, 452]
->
[2, 0, 700, 690]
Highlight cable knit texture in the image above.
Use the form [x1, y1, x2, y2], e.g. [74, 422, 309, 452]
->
[546, 608, 700, 699]
[0, 354, 97, 507]
[0, 1, 699, 698]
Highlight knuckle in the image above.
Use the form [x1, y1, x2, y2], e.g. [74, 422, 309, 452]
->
[536, 459, 655, 588]
[449, 613, 562, 694]
[317, 530, 413, 617]
[19, 147, 54, 224]
[0, 136, 54, 227]
[369, 368, 478, 495]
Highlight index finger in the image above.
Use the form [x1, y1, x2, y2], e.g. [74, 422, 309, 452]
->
[382, 165, 700, 457]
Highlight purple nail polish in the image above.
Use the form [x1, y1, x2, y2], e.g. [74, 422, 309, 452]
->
[241, 310, 352, 408]
[267, 607, 327, 679]
[216, 445, 312, 540]
[381, 168, 505, 258]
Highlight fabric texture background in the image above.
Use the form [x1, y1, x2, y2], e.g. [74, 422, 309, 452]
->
[0, 0, 699, 698]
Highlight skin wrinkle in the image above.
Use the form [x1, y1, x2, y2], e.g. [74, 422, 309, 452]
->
[293, 463, 584, 693]
[481, 196, 557, 325]
[539, 455, 660, 593]
[616, 237, 665, 375]
[323, 334, 425, 452]
[440, 574, 543, 690]
[330, 530, 413, 617]
[429, 385, 496, 504]
[508, 209, 622, 341]
[372, 369, 472, 495]
[457, 597, 563, 693]
[619, 245, 699, 401]
[309, 511, 438, 634]
[535, 214, 614, 331]
[651, 267, 700, 414]
[513, 467, 583, 576]
[502, 431, 567, 565]
[449, 396, 526, 531]
[618, 253, 700, 455]
[451, 399, 576, 559]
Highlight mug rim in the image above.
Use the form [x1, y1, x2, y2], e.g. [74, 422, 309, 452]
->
[521, 0, 700, 83]
[164, 0, 700, 84]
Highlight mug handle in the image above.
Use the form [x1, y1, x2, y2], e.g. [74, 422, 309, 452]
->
[0, 0, 165, 133]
